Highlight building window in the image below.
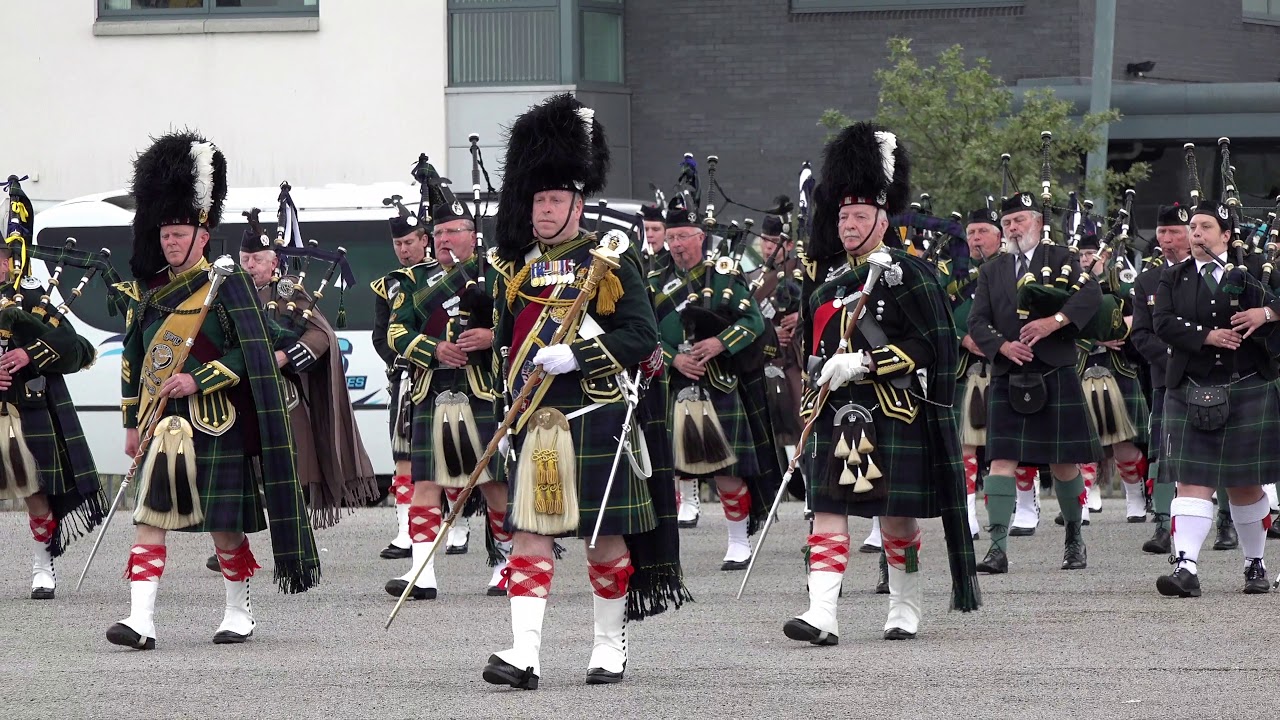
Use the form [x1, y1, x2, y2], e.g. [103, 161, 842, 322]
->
[448, 0, 625, 86]
[791, 0, 1021, 11]
[98, 0, 318, 18]
[449, 0, 561, 85]
[581, 2, 623, 83]
[1244, 0, 1280, 22]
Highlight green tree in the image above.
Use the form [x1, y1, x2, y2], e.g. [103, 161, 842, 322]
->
[820, 38, 1148, 220]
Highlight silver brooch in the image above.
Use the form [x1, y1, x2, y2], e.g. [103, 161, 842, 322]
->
[276, 277, 297, 299]
[882, 262, 904, 287]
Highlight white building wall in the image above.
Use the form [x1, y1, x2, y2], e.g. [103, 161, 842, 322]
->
[0, 0, 448, 205]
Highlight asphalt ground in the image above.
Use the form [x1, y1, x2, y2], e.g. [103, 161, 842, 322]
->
[2, 495, 1277, 720]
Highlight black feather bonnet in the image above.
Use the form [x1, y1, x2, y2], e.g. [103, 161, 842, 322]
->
[129, 130, 228, 278]
[495, 94, 610, 261]
[809, 121, 910, 261]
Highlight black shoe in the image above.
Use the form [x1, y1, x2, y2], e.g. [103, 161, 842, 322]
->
[1008, 525, 1036, 536]
[1127, 514, 1147, 524]
[213, 629, 252, 644]
[677, 516, 699, 528]
[1269, 518, 1280, 539]
[883, 627, 916, 640]
[1061, 522, 1087, 570]
[876, 552, 889, 594]
[486, 585, 508, 597]
[106, 623, 155, 650]
[483, 654, 539, 690]
[384, 578, 437, 600]
[720, 556, 750, 571]
[585, 664, 626, 685]
[445, 533, 470, 556]
[30, 587, 54, 600]
[206, 554, 221, 573]
[1244, 558, 1271, 594]
[858, 543, 880, 554]
[380, 543, 411, 560]
[782, 618, 838, 646]
[1142, 525, 1172, 555]
[975, 546, 1008, 574]
[1156, 555, 1201, 598]
[1053, 512, 1089, 527]
[971, 532, 980, 541]
[1213, 521, 1239, 551]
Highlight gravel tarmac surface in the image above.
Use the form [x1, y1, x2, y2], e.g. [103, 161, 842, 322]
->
[2, 496, 1276, 720]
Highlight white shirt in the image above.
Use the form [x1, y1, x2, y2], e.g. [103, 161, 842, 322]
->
[1194, 252, 1227, 285]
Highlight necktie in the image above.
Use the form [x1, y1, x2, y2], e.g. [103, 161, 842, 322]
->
[1015, 255, 1028, 282]
[1201, 264, 1218, 294]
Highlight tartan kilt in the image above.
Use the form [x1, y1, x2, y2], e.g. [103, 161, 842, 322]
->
[667, 377, 760, 478]
[409, 369, 502, 485]
[804, 382, 939, 519]
[19, 403, 72, 495]
[508, 384, 657, 538]
[986, 365, 1103, 465]
[133, 397, 267, 535]
[1148, 387, 1166, 468]
[1163, 376, 1280, 488]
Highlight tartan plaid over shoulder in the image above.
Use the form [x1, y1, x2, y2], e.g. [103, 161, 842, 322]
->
[805, 247, 979, 612]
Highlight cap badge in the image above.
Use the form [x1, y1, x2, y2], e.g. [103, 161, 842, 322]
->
[1021, 194, 1033, 207]
[1177, 208, 1188, 223]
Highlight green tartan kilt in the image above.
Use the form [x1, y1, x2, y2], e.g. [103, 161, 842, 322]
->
[804, 383, 940, 519]
[133, 398, 267, 535]
[1148, 388, 1166, 469]
[667, 378, 760, 478]
[18, 403, 71, 495]
[986, 365, 1103, 465]
[508, 386, 657, 539]
[409, 369, 502, 485]
[1163, 376, 1280, 488]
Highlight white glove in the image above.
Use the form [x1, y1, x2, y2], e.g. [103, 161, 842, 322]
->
[533, 344, 579, 375]
[816, 350, 870, 390]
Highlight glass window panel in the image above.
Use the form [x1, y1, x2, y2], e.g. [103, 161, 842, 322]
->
[581, 10, 622, 83]
[215, 0, 317, 7]
[1243, 0, 1268, 13]
[101, 1, 205, 9]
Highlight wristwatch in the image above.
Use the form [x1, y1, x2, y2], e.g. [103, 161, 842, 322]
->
[1053, 312, 1067, 326]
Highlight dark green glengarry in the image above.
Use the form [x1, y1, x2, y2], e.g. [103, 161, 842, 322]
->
[118, 259, 319, 594]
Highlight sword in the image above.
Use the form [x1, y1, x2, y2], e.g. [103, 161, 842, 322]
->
[588, 367, 644, 549]
[737, 251, 890, 599]
[77, 256, 238, 591]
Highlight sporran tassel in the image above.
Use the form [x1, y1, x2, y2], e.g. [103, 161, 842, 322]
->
[512, 408, 579, 536]
[133, 416, 202, 530]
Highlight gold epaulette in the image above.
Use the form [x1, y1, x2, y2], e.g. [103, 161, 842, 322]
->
[369, 277, 387, 299]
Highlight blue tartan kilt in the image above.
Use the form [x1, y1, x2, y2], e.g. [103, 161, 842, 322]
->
[667, 378, 760, 479]
[133, 398, 268, 534]
[508, 388, 657, 539]
[986, 365, 1103, 465]
[1148, 387, 1166, 468]
[804, 382, 938, 519]
[409, 369, 502, 485]
[1163, 376, 1280, 488]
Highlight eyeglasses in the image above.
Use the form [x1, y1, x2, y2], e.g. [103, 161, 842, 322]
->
[667, 232, 702, 242]
[432, 227, 475, 239]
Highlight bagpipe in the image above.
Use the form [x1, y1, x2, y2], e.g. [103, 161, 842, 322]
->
[1184, 138, 1275, 298]
[1004, 133, 1127, 342]
[250, 198, 353, 335]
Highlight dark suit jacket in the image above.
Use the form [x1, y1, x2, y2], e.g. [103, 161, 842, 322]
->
[1130, 263, 1172, 388]
[968, 242, 1102, 376]
[1153, 259, 1279, 387]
